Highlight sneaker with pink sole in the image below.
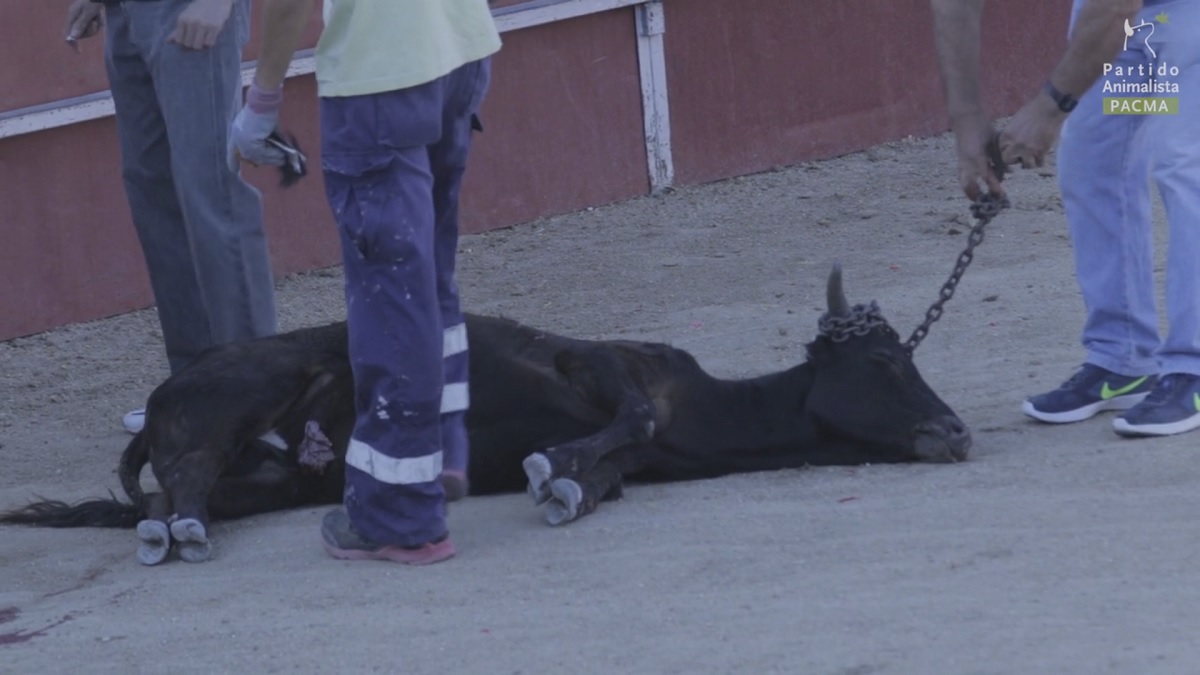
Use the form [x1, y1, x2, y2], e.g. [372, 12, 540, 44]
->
[320, 508, 455, 565]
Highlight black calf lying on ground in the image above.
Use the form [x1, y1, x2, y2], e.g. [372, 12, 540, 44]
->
[1, 265, 970, 564]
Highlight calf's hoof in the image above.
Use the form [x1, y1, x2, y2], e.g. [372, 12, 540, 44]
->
[136, 519, 171, 566]
[543, 478, 583, 526]
[169, 518, 212, 563]
[522, 453, 554, 505]
[527, 481, 552, 506]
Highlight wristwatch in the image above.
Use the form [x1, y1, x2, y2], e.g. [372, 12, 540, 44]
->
[1042, 81, 1078, 113]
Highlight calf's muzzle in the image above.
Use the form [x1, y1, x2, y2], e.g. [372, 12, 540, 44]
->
[912, 415, 971, 463]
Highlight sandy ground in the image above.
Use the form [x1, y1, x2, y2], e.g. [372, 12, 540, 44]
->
[3, 131, 1199, 674]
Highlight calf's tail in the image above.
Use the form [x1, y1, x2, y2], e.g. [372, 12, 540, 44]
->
[0, 492, 143, 528]
[118, 430, 150, 506]
[0, 434, 150, 529]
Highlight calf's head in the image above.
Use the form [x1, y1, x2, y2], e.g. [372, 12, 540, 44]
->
[803, 264, 970, 463]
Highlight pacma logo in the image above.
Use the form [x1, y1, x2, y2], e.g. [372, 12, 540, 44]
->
[1122, 12, 1169, 58]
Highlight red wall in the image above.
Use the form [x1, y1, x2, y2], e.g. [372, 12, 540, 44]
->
[0, 0, 1069, 341]
[0, 0, 326, 109]
[0, 79, 334, 333]
[665, 0, 1070, 184]
[461, 8, 649, 233]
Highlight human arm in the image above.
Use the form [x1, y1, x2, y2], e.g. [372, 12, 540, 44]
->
[929, 0, 1001, 200]
[1000, 0, 1142, 168]
[1049, 0, 1143, 96]
[251, 0, 318, 90]
[168, 0, 236, 50]
[228, 0, 316, 168]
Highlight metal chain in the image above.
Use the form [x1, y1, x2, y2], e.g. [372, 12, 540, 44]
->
[902, 191, 1010, 354]
[819, 301, 892, 342]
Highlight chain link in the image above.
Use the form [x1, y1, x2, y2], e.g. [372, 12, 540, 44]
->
[821, 191, 1009, 351]
[902, 190, 1008, 353]
[901, 131, 1011, 354]
[819, 301, 893, 342]
[902, 191, 1010, 355]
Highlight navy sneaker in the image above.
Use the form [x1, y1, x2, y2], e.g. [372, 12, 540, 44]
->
[320, 508, 455, 565]
[1022, 364, 1156, 424]
[1113, 373, 1200, 437]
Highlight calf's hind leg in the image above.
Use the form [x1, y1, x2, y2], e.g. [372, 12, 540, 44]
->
[153, 445, 226, 563]
[136, 492, 174, 566]
[164, 444, 311, 563]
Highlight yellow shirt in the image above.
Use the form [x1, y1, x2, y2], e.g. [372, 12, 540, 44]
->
[315, 0, 502, 98]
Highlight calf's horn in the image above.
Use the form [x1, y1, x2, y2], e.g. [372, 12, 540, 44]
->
[826, 262, 851, 317]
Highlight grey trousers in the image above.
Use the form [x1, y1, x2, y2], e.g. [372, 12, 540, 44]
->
[103, 0, 277, 374]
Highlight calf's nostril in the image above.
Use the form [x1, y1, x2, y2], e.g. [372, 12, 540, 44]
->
[938, 416, 967, 437]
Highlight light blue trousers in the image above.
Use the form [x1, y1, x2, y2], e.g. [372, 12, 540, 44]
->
[1059, 0, 1200, 377]
[104, 0, 277, 374]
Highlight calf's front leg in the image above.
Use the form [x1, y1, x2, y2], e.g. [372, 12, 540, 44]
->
[542, 446, 647, 526]
[524, 346, 657, 504]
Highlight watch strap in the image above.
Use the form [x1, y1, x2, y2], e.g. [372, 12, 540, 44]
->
[1042, 81, 1079, 113]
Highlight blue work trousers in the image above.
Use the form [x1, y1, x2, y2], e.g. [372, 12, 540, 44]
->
[320, 58, 491, 547]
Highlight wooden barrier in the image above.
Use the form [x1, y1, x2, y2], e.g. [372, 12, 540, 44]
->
[0, 0, 1069, 340]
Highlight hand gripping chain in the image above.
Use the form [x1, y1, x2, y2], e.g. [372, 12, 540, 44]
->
[902, 134, 1011, 355]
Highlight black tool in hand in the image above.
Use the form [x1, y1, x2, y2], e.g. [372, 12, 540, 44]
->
[264, 131, 308, 188]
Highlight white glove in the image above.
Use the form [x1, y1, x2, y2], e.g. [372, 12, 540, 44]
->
[228, 82, 287, 170]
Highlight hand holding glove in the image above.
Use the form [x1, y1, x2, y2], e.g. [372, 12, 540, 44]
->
[228, 82, 287, 171]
